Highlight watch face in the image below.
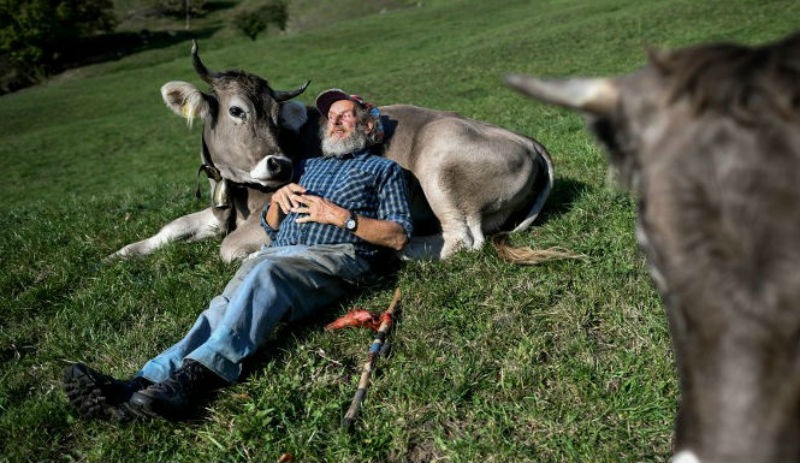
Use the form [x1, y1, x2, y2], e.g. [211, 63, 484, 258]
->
[345, 217, 357, 231]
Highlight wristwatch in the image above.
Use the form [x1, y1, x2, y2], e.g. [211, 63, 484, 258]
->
[343, 211, 358, 232]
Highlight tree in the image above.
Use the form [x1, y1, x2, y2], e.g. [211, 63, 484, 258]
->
[263, 0, 288, 32]
[232, 1, 288, 41]
[0, 0, 116, 89]
[148, 0, 206, 29]
[233, 9, 266, 41]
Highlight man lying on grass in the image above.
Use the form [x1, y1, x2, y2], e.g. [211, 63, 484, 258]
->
[63, 89, 413, 421]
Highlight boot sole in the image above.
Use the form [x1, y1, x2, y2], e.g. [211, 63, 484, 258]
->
[62, 363, 134, 422]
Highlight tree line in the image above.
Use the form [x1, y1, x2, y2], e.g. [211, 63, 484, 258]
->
[0, 0, 288, 94]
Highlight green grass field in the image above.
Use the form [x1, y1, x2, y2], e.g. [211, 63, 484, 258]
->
[1, 0, 797, 461]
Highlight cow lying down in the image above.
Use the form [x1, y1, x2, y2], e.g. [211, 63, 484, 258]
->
[508, 31, 800, 463]
[110, 41, 554, 262]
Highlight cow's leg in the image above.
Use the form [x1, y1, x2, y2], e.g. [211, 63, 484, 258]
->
[415, 174, 473, 258]
[432, 202, 477, 259]
[108, 208, 222, 260]
[466, 214, 485, 251]
[440, 217, 474, 259]
[436, 213, 486, 259]
[220, 213, 270, 263]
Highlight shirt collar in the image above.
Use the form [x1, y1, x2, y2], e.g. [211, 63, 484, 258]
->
[331, 148, 371, 160]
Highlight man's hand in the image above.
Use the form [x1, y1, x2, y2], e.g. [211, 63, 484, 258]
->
[292, 194, 348, 227]
[271, 183, 308, 214]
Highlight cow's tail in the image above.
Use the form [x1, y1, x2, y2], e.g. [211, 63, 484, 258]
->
[494, 141, 585, 265]
[511, 141, 554, 233]
[492, 233, 585, 265]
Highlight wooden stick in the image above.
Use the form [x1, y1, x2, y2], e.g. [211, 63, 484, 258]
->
[342, 288, 402, 429]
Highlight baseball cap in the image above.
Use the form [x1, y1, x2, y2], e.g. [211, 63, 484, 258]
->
[315, 88, 372, 118]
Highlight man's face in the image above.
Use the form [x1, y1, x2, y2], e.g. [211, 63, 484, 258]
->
[320, 99, 374, 158]
[326, 99, 359, 141]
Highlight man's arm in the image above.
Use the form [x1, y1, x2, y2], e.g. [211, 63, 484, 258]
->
[345, 215, 408, 251]
[292, 194, 408, 251]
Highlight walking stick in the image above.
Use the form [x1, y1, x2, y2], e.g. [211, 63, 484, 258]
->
[342, 288, 402, 429]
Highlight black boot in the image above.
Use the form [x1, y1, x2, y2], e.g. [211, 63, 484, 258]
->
[62, 363, 151, 422]
[127, 359, 226, 420]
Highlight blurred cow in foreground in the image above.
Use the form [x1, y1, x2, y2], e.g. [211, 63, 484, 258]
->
[507, 32, 800, 462]
[110, 41, 555, 262]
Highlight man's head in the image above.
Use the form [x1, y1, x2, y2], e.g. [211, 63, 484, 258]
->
[315, 89, 383, 158]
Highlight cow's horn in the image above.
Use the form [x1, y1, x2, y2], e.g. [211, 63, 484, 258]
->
[505, 74, 619, 115]
[191, 40, 215, 84]
[273, 80, 311, 102]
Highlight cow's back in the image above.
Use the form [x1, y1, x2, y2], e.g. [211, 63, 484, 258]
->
[377, 104, 553, 240]
[379, 104, 542, 169]
[378, 104, 458, 169]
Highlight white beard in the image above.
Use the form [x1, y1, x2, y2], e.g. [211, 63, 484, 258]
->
[321, 127, 368, 158]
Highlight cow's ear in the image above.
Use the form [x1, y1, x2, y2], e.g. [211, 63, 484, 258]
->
[505, 74, 619, 117]
[279, 100, 308, 132]
[161, 81, 211, 127]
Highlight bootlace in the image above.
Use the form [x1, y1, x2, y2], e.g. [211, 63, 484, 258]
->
[151, 360, 209, 396]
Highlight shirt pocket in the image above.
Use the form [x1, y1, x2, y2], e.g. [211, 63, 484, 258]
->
[328, 168, 377, 212]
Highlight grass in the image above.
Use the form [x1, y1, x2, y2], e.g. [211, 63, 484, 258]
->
[1, 0, 797, 461]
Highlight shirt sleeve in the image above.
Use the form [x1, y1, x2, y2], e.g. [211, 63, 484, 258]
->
[378, 161, 414, 239]
[260, 202, 278, 240]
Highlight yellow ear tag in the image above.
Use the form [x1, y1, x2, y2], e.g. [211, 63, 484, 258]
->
[181, 103, 194, 119]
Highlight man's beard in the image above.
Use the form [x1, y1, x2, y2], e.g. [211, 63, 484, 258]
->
[321, 125, 369, 158]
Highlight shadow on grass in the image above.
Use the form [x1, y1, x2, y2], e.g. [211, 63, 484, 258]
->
[203, 0, 238, 14]
[2, 0, 239, 94]
[536, 176, 591, 225]
[504, 175, 591, 229]
[57, 27, 221, 70]
[62, 0, 239, 68]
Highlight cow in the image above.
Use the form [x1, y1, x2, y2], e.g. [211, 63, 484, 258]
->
[506, 31, 800, 462]
[110, 41, 555, 262]
[110, 44, 312, 263]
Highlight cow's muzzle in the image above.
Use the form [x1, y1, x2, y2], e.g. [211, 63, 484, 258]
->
[250, 154, 294, 186]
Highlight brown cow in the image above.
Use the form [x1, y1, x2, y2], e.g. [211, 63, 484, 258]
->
[111, 41, 554, 262]
[507, 32, 800, 462]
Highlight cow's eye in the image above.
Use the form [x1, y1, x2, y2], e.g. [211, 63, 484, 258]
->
[229, 106, 246, 119]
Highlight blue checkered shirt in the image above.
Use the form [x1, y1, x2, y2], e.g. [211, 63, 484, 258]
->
[261, 150, 413, 259]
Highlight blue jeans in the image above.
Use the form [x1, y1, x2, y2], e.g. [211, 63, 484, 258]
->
[137, 244, 372, 384]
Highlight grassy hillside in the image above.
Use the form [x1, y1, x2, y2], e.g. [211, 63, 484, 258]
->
[1, 0, 797, 461]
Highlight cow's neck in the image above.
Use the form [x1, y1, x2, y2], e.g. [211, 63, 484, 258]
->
[199, 136, 222, 182]
[278, 105, 323, 160]
[196, 135, 275, 211]
[196, 136, 229, 208]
